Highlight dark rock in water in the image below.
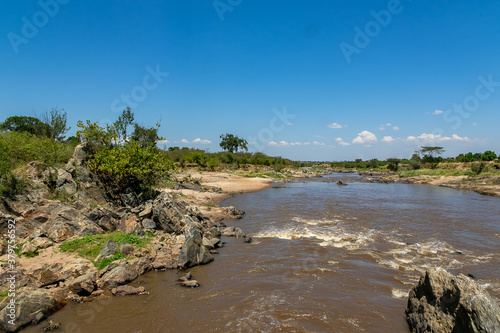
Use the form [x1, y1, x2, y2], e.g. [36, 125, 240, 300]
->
[243, 235, 253, 244]
[221, 226, 245, 238]
[406, 268, 500, 333]
[178, 272, 200, 288]
[111, 285, 146, 296]
[337, 180, 347, 186]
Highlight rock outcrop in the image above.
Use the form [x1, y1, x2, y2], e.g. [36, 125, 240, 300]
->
[0, 288, 65, 333]
[406, 268, 500, 333]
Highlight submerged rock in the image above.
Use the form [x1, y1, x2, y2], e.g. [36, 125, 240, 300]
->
[406, 268, 500, 333]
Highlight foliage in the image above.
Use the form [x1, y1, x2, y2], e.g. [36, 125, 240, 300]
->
[130, 122, 163, 148]
[59, 231, 150, 268]
[113, 107, 134, 143]
[39, 108, 71, 141]
[419, 146, 445, 157]
[471, 162, 487, 175]
[0, 173, 28, 197]
[480, 150, 497, 161]
[0, 131, 75, 178]
[386, 158, 401, 172]
[90, 141, 173, 200]
[219, 133, 248, 153]
[77, 109, 172, 201]
[0, 115, 51, 137]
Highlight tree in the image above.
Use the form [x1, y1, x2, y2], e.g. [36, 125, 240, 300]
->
[113, 107, 134, 143]
[39, 108, 71, 141]
[219, 133, 248, 153]
[0, 115, 51, 137]
[130, 122, 164, 148]
[419, 146, 445, 157]
[386, 158, 401, 172]
[418, 146, 444, 164]
[481, 150, 497, 161]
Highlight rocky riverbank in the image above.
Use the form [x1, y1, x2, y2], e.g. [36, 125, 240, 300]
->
[0, 144, 327, 332]
[332, 169, 500, 198]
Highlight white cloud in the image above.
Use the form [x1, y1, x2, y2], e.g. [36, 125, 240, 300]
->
[192, 138, 212, 144]
[433, 110, 444, 115]
[380, 123, 399, 131]
[290, 142, 302, 146]
[381, 136, 395, 143]
[328, 122, 345, 129]
[268, 141, 290, 147]
[157, 139, 170, 145]
[181, 139, 189, 143]
[287, 122, 293, 126]
[352, 130, 378, 144]
[313, 141, 326, 146]
[405, 133, 471, 143]
[472, 122, 477, 126]
[335, 137, 350, 146]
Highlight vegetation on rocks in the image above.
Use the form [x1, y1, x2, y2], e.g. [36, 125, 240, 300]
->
[59, 231, 151, 269]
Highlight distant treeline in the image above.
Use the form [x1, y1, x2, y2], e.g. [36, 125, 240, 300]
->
[163, 147, 311, 170]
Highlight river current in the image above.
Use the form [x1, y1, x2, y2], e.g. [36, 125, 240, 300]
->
[23, 173, 500, 332]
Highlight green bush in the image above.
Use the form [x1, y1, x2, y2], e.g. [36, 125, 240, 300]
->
[471, 162, 487, 175]
[90, 141, 174, 199]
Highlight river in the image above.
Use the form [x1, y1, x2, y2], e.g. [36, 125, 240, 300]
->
[23, 174, 500, 332]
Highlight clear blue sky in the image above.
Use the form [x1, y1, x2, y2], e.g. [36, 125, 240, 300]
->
[1, 0, 499, 161]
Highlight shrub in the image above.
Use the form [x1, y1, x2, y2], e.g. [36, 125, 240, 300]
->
[408, 160, 421, 170]
[90, 141, 174, 200]
[471, 162, 487, 175]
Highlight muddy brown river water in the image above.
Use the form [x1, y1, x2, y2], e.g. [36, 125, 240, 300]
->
[23, 174, 500, 332]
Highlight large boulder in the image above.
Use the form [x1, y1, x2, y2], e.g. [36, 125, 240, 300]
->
[177, 222, 213, 269]
[0, 287, 65, 332]
[406, 268, 500, 333]
[97, 262, 139, 290]
[68, 272, 97, 296]
[152, 192, 186, 234]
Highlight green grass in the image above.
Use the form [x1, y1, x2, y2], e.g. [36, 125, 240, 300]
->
[397, 169, 473, 177]
[59, 231, 151, 268]
[234, 170, 287, 179]
[0, 291, 9, 302]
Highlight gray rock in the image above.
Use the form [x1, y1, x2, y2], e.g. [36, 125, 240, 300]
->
[406, 268, 500, 333]
[112, 285, 146, 296]
[121, 190, 139, 208]
[177, 223, 214, 269]
[138, 201, 153, 219]
[31, 236, 52, 249]
[97, 263, 139, 290]
[142, 218, 156, 229]
[221, 226, 245, 238]
[96, 240, 119, 261]
[0, 287, 65, 332]
[152, 192, 186, 234]
[120, 242, 135, 256]
[68, 272, 97, 296]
